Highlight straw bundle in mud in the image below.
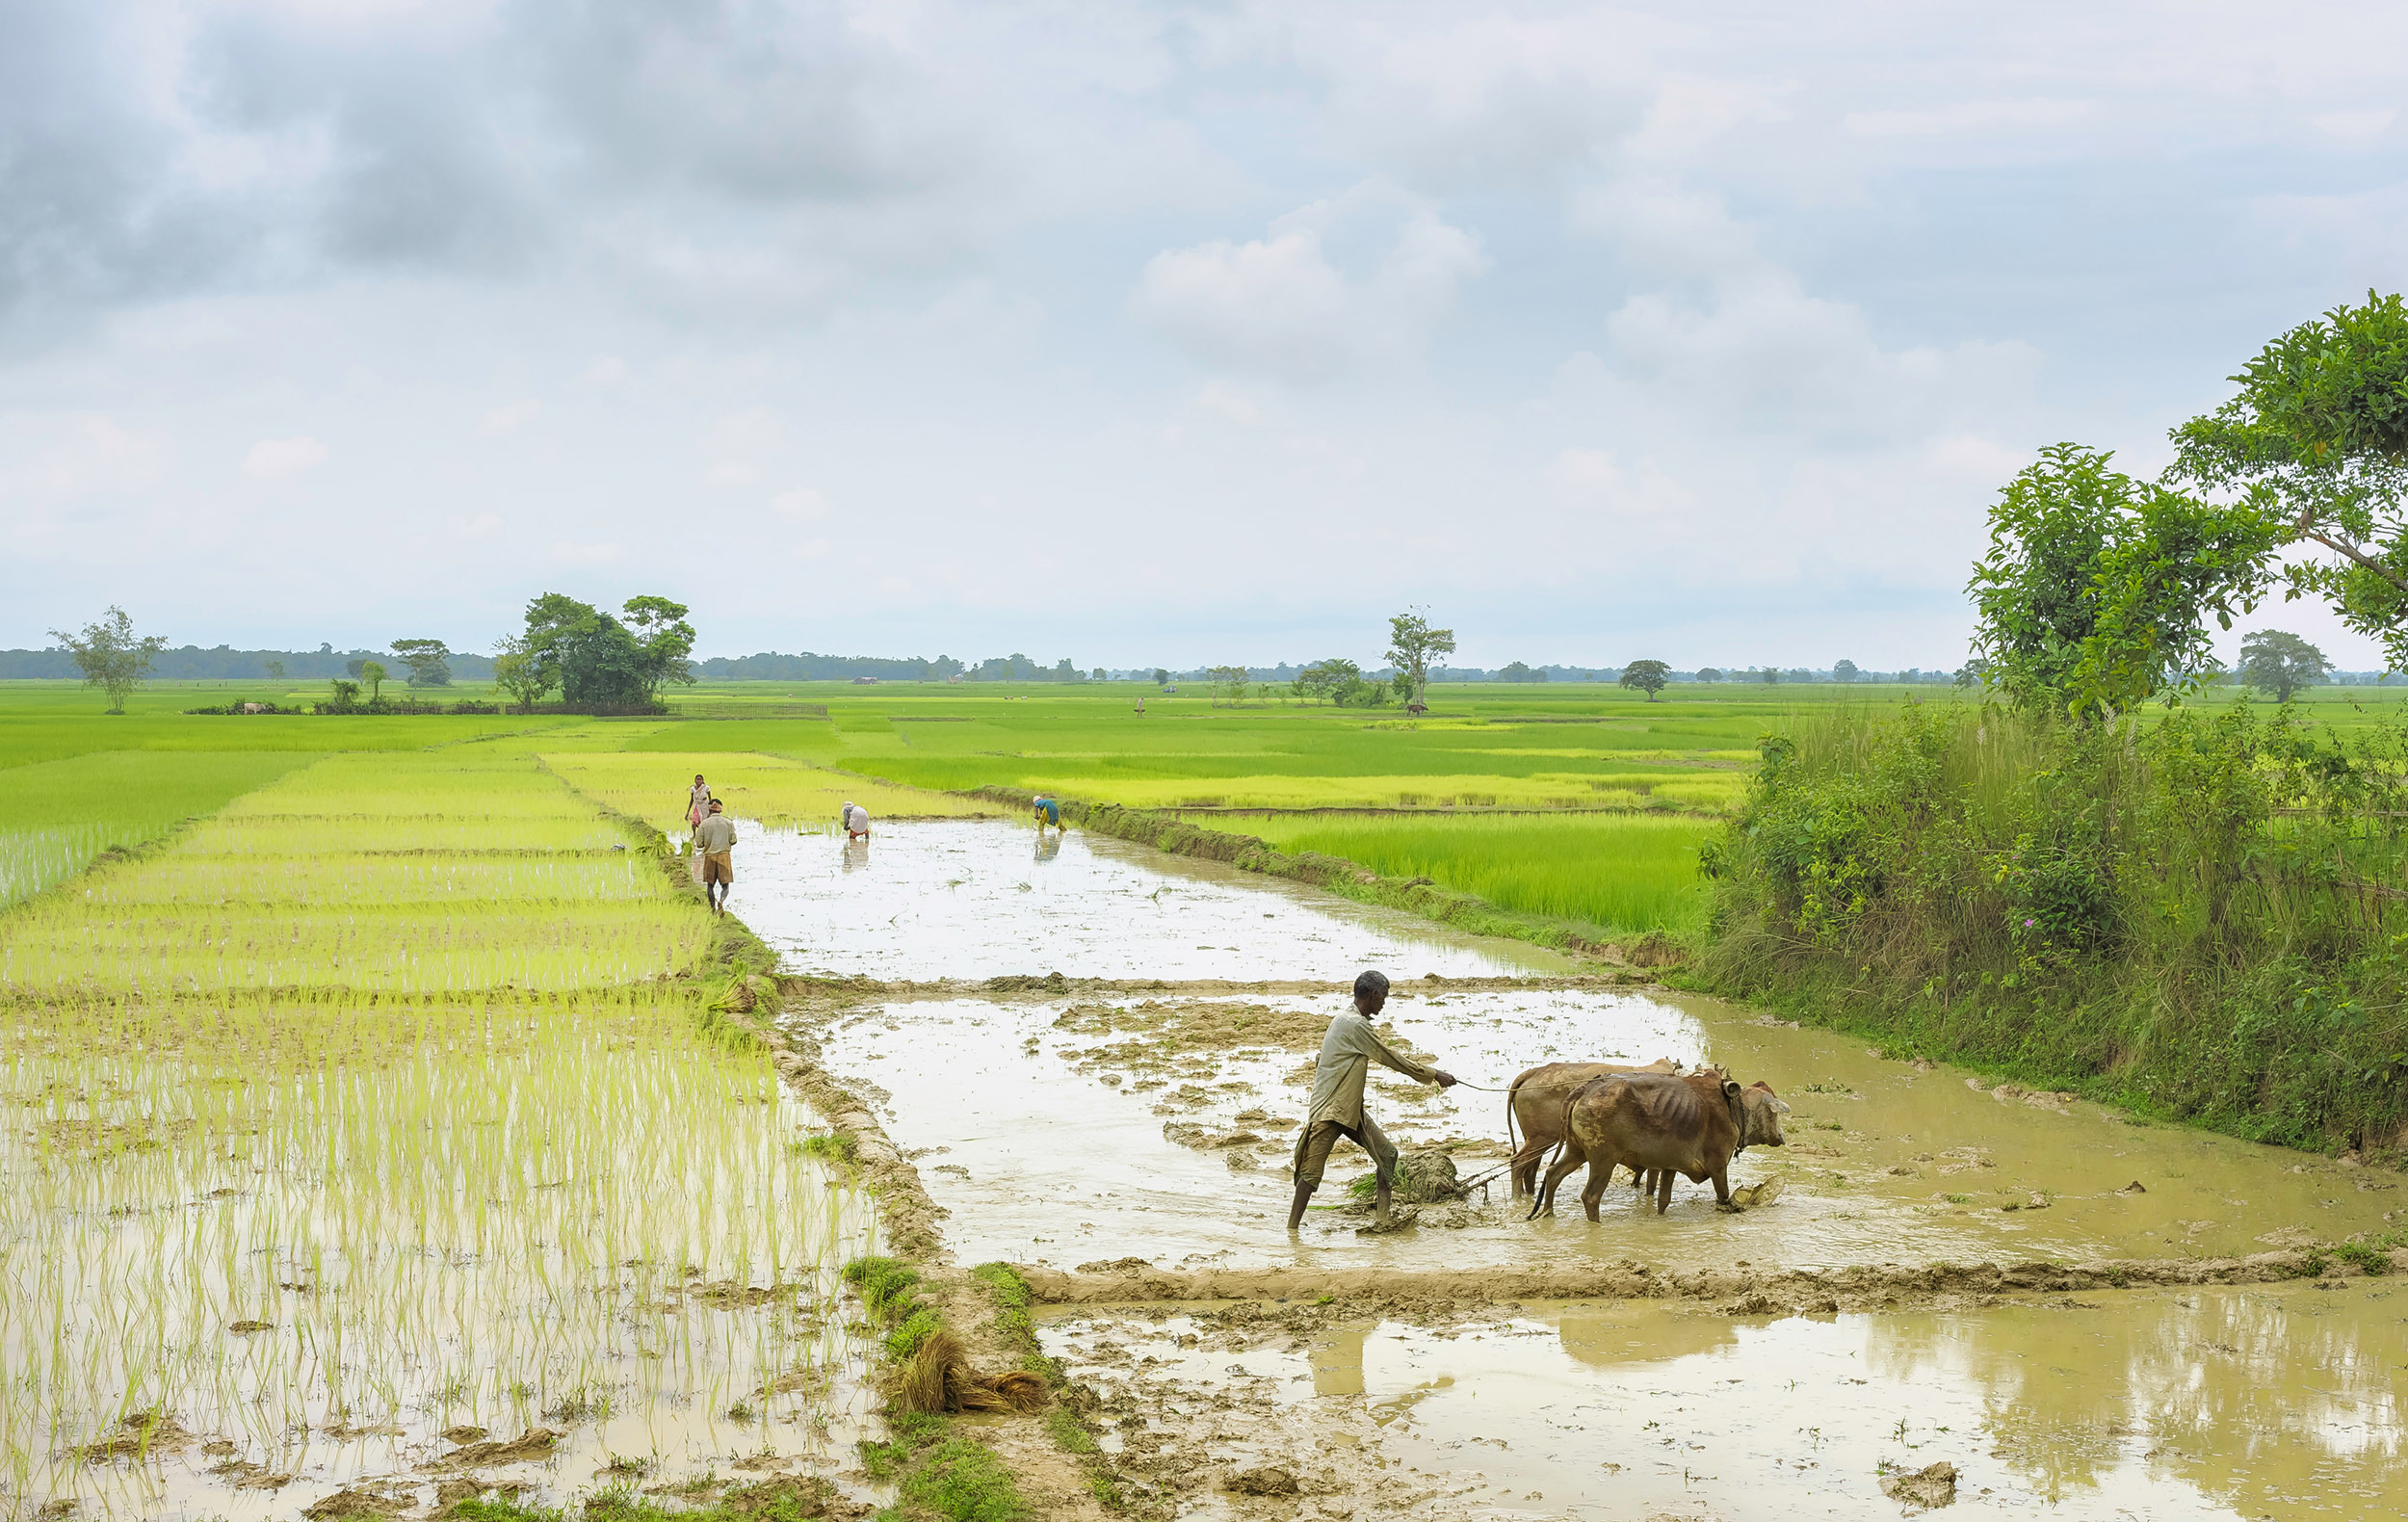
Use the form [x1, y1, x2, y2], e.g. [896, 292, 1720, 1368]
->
[894, 1329, 1048, 1415]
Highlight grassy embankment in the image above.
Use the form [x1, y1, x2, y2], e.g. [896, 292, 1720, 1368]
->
[1688, 695, 2408, 1157]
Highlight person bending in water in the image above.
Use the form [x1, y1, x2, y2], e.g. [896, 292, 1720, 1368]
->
[1033, 795, 1061, 831]
[1289, 970, 1456, 1229]
[842, 800, 871, 840]
[694, 799, 738, 915]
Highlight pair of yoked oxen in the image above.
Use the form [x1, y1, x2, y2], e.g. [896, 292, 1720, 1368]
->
[1505, 1060, 1790, 1220]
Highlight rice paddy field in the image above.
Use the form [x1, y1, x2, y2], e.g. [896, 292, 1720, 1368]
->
[12, 674, 2408, 1518]
[0, 710, 884, 1520]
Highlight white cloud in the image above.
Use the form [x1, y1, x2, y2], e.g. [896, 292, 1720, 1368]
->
[1, 414, 167, 503]
[771, 487, 828, 521]
[475, 398, 542, 439]
[1843, 99, 2091, 138]
[701, 407, 782, 487]
[452, 511, 505, 539]
[241, 435, 329, 480]
[1134, 183, 1487, 381]
[580, 355, 629, 385]
[549, 539, 621, 564]
[2312, 109, 2396, 140]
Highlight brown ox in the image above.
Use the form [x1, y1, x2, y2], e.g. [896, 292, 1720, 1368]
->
[1505, 1059, 1682, 1196]
[1531, 1071, 1789, 1220]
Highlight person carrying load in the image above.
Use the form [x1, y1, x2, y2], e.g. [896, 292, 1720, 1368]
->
[1288, 969, 1456, 1229]
[842, 800, 871, 840]
[694, 799, 737, 915]
[1033, 795, 1061, 831]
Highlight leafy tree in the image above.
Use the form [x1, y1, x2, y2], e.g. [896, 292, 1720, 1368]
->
[620, 595, 698, 700]
[519, 593, 696, 710]
[359, 660, 388, 700]
[1968, 442, 2282, 717]
[1833, 659, 1860, 683]
[327, 678, 361, 710]
[1619, 659, 1671, 701]
[1695, 668, 1723, 683]
[1294, 658, 1360, 704]
[2173, 292, 2408, 667]
[1385, 608, 1456, 709]
[345, 659, 367, 679]
[1091, 668, 1106, 681]
[264, 659, 287, 682]
[492, 634, 552, 712]
[1152, 668, 1169, 687]
[48, 606, 167, 715]
[2235, 629, 2331, 701]
[1494, 661, 1536, 682]
[390, 638, 454, 687]
[1760, 666, 1779, 684]
[1209, 665, 1249, 705]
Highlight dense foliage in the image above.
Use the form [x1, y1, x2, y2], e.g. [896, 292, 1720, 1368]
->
[2174, 291, 2408, 667]
[1695, 700, 2408, 1151]
[507, 593, 696, 712]
[1966, 444, 2282, 717]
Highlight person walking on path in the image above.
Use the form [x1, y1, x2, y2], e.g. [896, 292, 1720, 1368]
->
[688, 774, 712, 837]
[694, 799, 738, 914]
[1288, 969, 1456, 1230]
[842, 800, 871, 840]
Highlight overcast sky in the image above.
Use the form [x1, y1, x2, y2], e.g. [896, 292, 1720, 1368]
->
[5, 1, 2407, 670]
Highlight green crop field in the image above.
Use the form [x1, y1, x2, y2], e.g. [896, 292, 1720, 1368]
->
[0, 706, 885, 1518]
[1214, 808, 1720, 935]
[8, 670, 2404, 1515]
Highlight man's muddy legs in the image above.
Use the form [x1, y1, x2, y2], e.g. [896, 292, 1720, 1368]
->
[1374, 1170, 1393, 1224]
[1287, 1181, 1314, 1232]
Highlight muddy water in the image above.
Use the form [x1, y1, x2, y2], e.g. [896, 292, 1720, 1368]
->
[761, 809, 2407, 1516]
[1041, 1281, 2408, 1519]
[815, 987, 2393, 1273]
[730, 819, 1573, 981]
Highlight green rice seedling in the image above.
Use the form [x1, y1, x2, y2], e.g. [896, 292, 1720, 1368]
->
[0, 750, 312, 906]
[542, 752, 998, 836]
[1235, 810, 1717, 934]
[0, 987, 883, 1519]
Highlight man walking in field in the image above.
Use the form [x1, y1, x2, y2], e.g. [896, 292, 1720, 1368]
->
[694, 798, 738, 915]
[1289, 970, 1457, 1230]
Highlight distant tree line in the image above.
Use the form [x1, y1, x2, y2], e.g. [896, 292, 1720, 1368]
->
[0, 643, 498, 680]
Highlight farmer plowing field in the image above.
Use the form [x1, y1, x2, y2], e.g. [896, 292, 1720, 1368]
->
[1288, 969, 1458, 1230]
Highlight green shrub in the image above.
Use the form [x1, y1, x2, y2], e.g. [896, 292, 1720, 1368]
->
[1693, 698, 2408, 1152]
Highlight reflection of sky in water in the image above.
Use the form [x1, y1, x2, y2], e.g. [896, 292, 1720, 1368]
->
[728, 818, 1569, 982]
[1044, 1286, 2408, 1518]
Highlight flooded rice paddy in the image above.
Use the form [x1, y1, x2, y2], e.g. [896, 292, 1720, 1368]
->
[0, 994, 880, 1521]
[1040, 1283, 2408, 1518]
[732, 820, 1572, 982]
[768, 819, 2408, 1519]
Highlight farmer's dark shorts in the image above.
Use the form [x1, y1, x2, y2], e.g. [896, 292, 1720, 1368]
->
[1293, 1115, 1397, 1189]
[703, 851, 734, 887]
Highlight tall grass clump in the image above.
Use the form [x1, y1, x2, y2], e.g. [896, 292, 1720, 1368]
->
[1694, 697, 2408, 1151]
